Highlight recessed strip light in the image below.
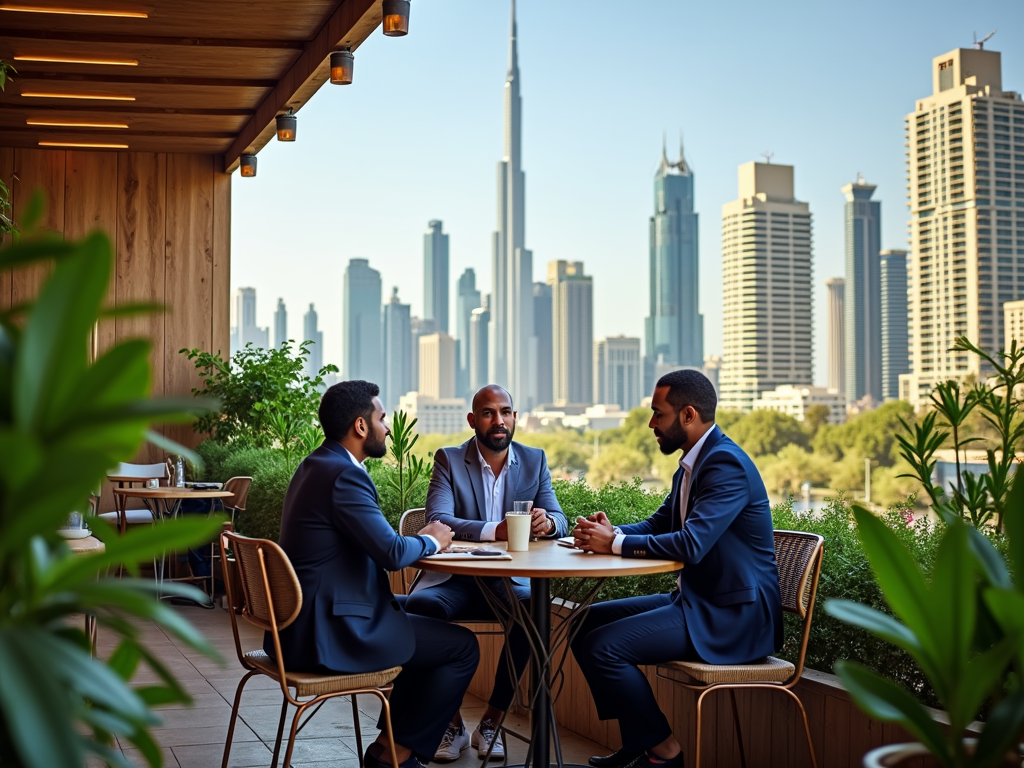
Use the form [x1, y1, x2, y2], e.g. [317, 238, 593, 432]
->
[15, 55, 138, 66]
[22, 91, 135, 101]
[0, 5, 148, 17]
[28, 119, 128, 128]
[39, 141, 128, 148]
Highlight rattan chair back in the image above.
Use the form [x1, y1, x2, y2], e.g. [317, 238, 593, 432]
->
[398, 507, 427, 536]
[223, 532, 302, 634]
[223, 476, 253, 512]
[773, 530, 824, 620]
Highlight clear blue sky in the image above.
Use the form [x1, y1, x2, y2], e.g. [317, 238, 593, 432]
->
[231, 0, 1024, 388]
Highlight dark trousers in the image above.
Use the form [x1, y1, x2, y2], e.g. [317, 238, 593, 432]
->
[570, 593, 694, 751]
[404, 576, 530, 712]
[383, 614, 480, 760]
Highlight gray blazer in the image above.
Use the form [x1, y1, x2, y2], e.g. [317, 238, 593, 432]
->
[416, 437, 568, 589]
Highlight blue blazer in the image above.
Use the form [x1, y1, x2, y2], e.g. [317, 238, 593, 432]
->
[620, 427, 783, 664]
[266, 440, 438, 673]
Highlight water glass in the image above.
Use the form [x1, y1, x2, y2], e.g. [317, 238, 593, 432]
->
[513, 500, 533, 514]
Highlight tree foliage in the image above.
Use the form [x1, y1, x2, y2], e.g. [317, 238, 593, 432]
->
[729, 409, 808, 457]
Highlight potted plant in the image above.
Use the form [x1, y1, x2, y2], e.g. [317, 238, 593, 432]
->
[0, 206, 222, 767]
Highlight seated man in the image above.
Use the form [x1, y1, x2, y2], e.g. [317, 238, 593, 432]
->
[571, 370, 782, 768]
[268, 380, 480, 768]
[404, 384, 568, 761]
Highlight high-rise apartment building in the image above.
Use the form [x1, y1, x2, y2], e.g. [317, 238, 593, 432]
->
[456, 269, 481, 397]
[489, 1, 534, 408]
[901, 47, 1024, 407]
[594, 336, 642, 411]
[230, 287, 269, 355]
[825, 278, 846, 395]
[424, 220, 450, 333]
[533, 282, 553, 406]
[645, 137, 703, 390]
[469, 303, 490, 393]
[1005, 300, 1024, 352]
[274, 298, 288, 348]
[302, 303, 323, 382]
[880, 250, 909, 402]
[843, 176, 883, 404]
[549, 260, 593, 405]
[720, 162, 813, 412]
[419, 332, 456, 400]
[343, 258, 382, 383]
[382, 288, 412, 414]
[410, 317, 436, 392]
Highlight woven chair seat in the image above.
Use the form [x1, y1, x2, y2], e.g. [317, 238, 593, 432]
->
[243, 650, 401, 697]
[661, 656, 794, 685]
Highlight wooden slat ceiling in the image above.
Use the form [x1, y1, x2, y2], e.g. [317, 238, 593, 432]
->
[0, 0, 382, 170]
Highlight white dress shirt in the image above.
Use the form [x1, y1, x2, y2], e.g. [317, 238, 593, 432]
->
[611, 424, 716, 555]
[478, 444, 516, 541]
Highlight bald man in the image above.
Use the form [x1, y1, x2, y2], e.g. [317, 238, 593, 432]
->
[404, 385, 568, 762]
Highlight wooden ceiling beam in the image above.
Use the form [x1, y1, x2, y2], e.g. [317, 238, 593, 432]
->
[0, 102, 253, 116]
[12, 70, 277, 88]
[3, 29, 307, 49]
[222, 0, 380, 172]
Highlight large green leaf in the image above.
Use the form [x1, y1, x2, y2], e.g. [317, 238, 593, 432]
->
[1003, 472, 1024, 585]
[955, 635, 1021, 745]
[824, 599, 923, 655]
[972, 689, 1024, 768]
[927, 521, 975, 713]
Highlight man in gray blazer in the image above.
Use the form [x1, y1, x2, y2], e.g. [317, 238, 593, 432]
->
[405, 385, 568, 762]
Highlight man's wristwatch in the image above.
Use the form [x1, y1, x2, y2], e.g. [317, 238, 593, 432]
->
[546, 515, 556, 534]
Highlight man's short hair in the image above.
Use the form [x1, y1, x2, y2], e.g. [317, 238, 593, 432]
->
[656, 369, 717, 423]
[319, 380, 380, 441]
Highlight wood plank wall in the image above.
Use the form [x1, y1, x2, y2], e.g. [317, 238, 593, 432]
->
[0, 147, 231, 508]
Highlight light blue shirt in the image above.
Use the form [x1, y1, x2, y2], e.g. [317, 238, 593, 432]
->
[478, 444, 517, 541]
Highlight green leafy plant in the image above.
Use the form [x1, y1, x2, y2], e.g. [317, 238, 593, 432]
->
[181, 340, 336, 449]
[0, 220, 223, 767]
[385, 410, 432, 515]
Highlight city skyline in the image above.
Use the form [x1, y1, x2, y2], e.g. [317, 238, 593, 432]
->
[230, 1, 1023, 400]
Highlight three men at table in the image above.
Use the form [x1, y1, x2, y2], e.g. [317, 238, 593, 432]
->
[572, 369, 782, 768]
[405, 384, 568, 761]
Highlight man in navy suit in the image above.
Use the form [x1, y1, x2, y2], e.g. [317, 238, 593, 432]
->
[270, 380, 480, 768]
[571, 370, 782, 768]
[404, 385, 568, 761]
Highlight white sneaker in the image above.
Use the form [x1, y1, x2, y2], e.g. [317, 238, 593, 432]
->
[434, 723, 469, 762]
[471, 720, 504, 761]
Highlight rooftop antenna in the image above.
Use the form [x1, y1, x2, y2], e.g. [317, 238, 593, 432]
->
[857, 171, 865, 184]
[973, 30, 996, 49]
[760, 151, 774, 164]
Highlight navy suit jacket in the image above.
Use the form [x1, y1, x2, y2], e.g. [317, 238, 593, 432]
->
[266, 440, 439, 673]
[620, 426, 783, 664]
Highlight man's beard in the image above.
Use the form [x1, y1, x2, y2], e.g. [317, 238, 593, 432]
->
[478, 424, 514, 452]
[654, 420, 686, 455]
[365, 432, 388, 459]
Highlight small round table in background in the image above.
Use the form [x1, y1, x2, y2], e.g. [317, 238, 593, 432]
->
[66, 535, 105, 654]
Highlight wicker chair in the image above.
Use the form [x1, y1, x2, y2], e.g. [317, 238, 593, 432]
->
[219, 532, 402, 768]
[99, 461, 169, 533]
[656, 530, 824, 768]
[221, 476, 253, 528]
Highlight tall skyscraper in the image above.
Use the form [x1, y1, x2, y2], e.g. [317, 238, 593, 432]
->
[382, 288, 412, 414]
[230, 287, 269, 355]
[645, 136, 703, 391]
[302, 303, 323, 381]
[469, 302, 491, 393]
[274, 298, 288, 348]
[489, 0, 534, 408]
[424, 220, 450, 333]
[549, 260, 593, 405]
[720, 162, 813, 412]
[1005, 300, 1024, 353]
[343, 258, 382, 383]
[533, 282, 553, 406]
[843, 176, 882, 404]
[902, 47, 1024, 407]
[595, 336, 642, 411]
[456, 268, 481, 397]
[880, 250, 909, 402]
[825, 278, 846, 395]
[419, 332, 456, 400]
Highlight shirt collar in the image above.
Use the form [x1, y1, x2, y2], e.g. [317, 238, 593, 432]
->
[344, 447, 369, 474]
[476, 441, 517, 475]
[679, 424, 716, 473]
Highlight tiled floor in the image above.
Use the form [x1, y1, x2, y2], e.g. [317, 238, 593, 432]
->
[96, 604, 606, 768]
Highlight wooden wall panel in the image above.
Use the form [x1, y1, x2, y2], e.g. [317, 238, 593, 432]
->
[211, 169, 231, 358]
[163, 153, 215, 450]
[11, 149, 64, 307]
[64, 151, 119, 355]
[0, 146, 14, 309]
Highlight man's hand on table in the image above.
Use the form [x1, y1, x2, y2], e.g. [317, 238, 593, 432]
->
[531, 508, 556, 537]
[419, 521, 454, 551]
[573, 512, 616, 554]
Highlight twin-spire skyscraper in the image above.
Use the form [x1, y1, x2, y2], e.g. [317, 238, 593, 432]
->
[489, 0, 535, 408]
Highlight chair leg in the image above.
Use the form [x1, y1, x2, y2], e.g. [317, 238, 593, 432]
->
[222, 670, 258, 768]
[270, 695, 289, 768]
[694, 688, 712, 768]
[375, 690, 401, 768]
[351, 694, 364, 764]
[782, 688, 819, 768]
[281, 701, 310, 768]
[728, 689, 747, 768]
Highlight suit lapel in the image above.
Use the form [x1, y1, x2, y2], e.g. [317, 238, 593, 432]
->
[670, 466, 685, 532]
[464, 439, 486, 521]
[683, 426, 722, 522]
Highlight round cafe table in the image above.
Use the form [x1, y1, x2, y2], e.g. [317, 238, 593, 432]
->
[113, 487, 233, 601]
[416, 539, 683, 768]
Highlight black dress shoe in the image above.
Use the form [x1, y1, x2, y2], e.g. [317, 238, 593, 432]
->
[589, 748, 644, 768]
[618, 751, 684, 768]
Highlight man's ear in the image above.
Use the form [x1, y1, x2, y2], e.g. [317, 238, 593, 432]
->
[467, 413, 476, 430]
[354, 416, 368, 438]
